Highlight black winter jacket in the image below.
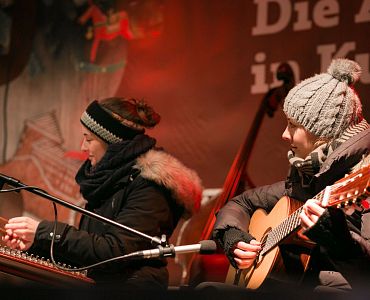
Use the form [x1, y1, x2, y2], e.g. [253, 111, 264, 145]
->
[32, 149, 202, 289]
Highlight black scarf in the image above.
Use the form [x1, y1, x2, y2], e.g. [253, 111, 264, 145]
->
[75, 134, 156, 209]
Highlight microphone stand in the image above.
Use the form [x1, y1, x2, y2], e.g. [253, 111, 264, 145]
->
[0, 173, 165, 247]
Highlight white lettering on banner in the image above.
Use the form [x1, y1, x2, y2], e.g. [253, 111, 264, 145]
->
[294, 0, 339, 31]
[293, 1, 311, 31]
[251, 52, 269, 94]
[355, 0, 370, 23]
[313, 0, 339, 28]
[251, 44, 369, 94]
[252, 0, 291, 35]
[252, 0, 339, 36]
[250, 0, 370, 94]
[250, 52, 300, 94]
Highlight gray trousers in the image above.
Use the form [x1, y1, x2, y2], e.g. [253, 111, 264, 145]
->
[314, 271, 352, 293]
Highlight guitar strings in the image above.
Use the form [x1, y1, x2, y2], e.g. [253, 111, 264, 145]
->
[260, 168, 369, 255]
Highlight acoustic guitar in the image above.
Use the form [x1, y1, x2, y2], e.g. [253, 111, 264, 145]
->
[226, 163, 370, 290]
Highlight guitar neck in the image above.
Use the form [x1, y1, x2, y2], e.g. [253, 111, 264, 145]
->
[261, 191, 324, 256]
[260, 207, 302, 256]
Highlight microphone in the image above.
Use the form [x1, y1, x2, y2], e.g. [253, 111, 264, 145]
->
[126, 240, 217, 259]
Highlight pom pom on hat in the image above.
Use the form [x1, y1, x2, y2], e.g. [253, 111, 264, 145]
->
[327, 58, 361, 85]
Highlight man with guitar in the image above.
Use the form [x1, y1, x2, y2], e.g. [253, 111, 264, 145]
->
[213, 58, 370, 293]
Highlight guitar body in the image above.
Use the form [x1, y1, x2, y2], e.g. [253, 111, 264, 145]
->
[225, 196, 312, 290]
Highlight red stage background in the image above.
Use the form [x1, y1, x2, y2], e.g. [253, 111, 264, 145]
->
[0, 0, 369, 285]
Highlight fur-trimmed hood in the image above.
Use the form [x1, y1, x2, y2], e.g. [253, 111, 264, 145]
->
[134, 149, 203, 218]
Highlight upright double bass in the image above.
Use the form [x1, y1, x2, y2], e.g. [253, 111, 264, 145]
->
[186, 63, 296, 285]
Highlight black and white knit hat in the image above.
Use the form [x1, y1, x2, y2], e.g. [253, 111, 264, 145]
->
[283, 58, 363, 139]
[80, 100, 144, 144]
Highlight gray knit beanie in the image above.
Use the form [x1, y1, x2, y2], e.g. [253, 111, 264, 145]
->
[283, 58, 363, 139]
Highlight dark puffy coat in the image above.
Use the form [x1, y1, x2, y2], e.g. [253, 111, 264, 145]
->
[214, 128, 370, 291]
[33, 150, 202, 289]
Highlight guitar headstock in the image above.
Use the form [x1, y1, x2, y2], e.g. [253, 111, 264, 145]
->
[321, 164, 370, 208]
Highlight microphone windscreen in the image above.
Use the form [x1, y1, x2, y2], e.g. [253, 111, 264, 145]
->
[199, 240, 217, 254]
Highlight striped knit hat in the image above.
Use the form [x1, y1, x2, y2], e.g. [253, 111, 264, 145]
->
[80, 100, 144, 144]
[283, 58, 363, 139]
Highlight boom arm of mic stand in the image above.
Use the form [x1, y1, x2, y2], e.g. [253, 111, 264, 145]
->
[0, 173, 163, 246]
